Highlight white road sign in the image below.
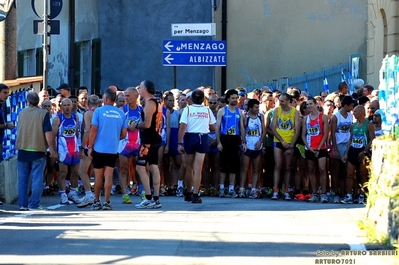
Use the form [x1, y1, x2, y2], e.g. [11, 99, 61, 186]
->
[171, 23, 215, 37]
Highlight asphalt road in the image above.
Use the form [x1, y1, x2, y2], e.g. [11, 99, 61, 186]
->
[0, 194, 396, 265]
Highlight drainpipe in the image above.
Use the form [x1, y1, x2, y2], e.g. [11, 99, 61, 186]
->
[68, 0, 75, 89]
[221, 0, 227, 94]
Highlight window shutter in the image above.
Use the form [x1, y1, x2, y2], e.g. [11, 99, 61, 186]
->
[36, 48, 43, 76]
[17, 51, 24, 77]
[91, 38, 101, 95]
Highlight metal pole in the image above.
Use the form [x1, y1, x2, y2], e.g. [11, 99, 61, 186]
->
[173, 66, 177, 88]
[43, 0, 48, 90]
[211, 0, 215, 90]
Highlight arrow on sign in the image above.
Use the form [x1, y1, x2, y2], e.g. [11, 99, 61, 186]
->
[164, 54, 174, 64]
[164, 41, 174, 52]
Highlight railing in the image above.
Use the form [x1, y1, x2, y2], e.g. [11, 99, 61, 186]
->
[245, 62, 352, 96]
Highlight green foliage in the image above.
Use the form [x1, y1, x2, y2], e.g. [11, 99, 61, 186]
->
[361, 139, 399, 250]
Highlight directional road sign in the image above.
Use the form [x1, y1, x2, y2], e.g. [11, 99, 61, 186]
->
[163, 40, 226, 66]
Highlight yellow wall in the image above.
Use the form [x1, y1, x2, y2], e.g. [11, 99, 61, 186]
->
[215, 0, 369, 91]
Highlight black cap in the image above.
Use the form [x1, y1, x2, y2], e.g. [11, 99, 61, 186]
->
[341, 96, 357, 106]
[57, 83, 70, 91]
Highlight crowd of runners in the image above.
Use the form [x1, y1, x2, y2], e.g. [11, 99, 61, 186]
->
[3, 79, 383, 210]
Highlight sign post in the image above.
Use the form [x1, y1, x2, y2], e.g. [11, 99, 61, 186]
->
[31, 0, 63, 90]
[42, 0, 49, 91]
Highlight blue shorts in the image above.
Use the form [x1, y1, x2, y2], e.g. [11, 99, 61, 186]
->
[208, 146, 219, 154]
[59, 152, 80, 166]
[243, 149, 262, 159]
[184, 133, 209, 154]
[118, 142, 140, 158]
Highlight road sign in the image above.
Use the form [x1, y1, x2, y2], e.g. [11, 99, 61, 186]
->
[32, 0, 63, 19]
[163, 40, 226, 53]
[171, 23, 215, 37]
[163, 40, 226, 66]
[33, 19, 60, 35]
[163, 53, 226, 66]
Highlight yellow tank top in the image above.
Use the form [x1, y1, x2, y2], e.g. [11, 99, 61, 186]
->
[273, 106, 296, 143]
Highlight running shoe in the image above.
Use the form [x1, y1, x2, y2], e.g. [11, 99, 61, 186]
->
[151, 199, 162, 208]
[249, 190, 258, 199]
[306, 193, 319, 202]
[135, 198, 155, 209]
[245, 188, 251, 198]
[77, 195, 94, 208]
[20, 206, 29, 211]
[68, 192, 82, 204]
[226, 190, 238, 198]
[102, 202, 114, 210]
[191, 196, 202, 204]
[304, 193, 313, 200]
[209, 186, 215, 197]
[126, 186, 132, 195]
[176, 187, 184, 197]
[284, 192, 291, 201]
[238, 188, 246, 198]
[92, 201, 102, 210]
[110, 185, 116, 195]
[42, 188, 53, 196]
[184, 192, 192, 202]
[130, 183, 138, 195]
[320, 194, 328, 203]
[160, 185, 167, 196]
[333, 195, 340, 203]
[29, 205, 45, 211]
[294, 193, 306, 201]
[218, 189, 225, 198]
[60, 193, 73, 205]
[340, 194, 353, 204]
[271, 191, 278, 200]
[122, 194, 132, 204]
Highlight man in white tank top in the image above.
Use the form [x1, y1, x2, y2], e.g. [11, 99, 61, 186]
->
[238, 99, 265, 199]
[330, 96, 355, 203]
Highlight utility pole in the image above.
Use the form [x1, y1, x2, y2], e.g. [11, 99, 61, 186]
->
[0, 0, 17, 81]
[42, 0, 49, 90]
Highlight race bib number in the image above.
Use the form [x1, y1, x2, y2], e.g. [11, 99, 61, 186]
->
[307, 124, 320, 136]
[247, 129, 259, 136]
[351, 135, 364, 148]
[278, 119, 292, 130]
[227, 126, 236, 135]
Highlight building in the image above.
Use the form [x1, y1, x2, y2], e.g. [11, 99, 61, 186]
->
[8, 0, 399, 95]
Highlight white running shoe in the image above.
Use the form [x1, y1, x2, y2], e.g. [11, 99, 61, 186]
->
[135, 198, 155, 209]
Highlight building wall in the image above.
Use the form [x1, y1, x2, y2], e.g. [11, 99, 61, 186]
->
[17, 1, 71, 88]
[214, 0, 369, 95]
[367, 0, 399, 87]
[17, 0, 100, 91]
[98, 0, 213, 92]
[15, 0, 398, 95]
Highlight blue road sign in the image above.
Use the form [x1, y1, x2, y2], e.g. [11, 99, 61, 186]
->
[163, 53, 226, 66]
[163, 40, 226, 66]
[32, 0, 63, 19]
